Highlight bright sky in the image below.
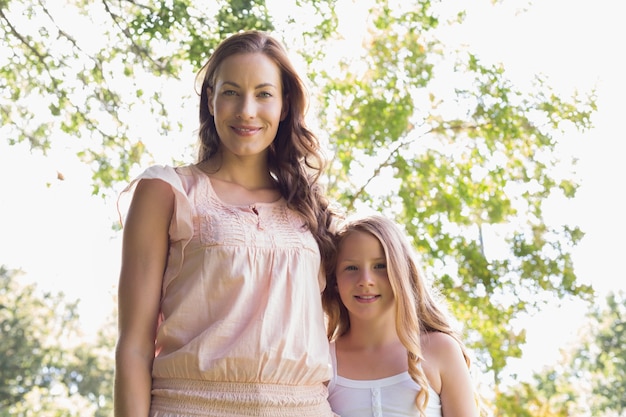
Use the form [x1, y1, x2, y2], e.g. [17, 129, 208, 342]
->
[0, 0, 624, 383]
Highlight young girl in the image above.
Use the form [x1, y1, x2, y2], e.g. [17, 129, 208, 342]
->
[322, 214, 479, 417]
[114, 31, 338, 417]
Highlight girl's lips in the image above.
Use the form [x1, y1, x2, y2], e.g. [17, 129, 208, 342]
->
[354, 294, 380, 303]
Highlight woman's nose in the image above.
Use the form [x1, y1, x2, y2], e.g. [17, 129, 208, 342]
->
[237, 95, 256, 119]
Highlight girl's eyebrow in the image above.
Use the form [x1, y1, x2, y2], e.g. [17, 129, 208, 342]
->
[337, 257, 386, 263]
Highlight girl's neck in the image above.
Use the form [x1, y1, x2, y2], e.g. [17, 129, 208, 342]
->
[341, 319, 400, 350]
[335, 321, 408, 381]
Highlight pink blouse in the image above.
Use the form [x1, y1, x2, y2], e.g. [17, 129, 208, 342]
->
[121, 164, 332, 385]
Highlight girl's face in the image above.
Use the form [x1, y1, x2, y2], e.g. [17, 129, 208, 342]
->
[335, 230, 395, 325]
[208, 52, 287, 160]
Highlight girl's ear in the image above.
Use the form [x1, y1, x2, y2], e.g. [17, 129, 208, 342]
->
[280, 95, 289, 121]
[207, 87, 214, 116]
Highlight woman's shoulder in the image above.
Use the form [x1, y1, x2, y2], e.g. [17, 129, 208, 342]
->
[138, 163, 195, 178]
[131, 164, 203, 192]
[130, 176, 175, 215]
[118, 164, 197, 223]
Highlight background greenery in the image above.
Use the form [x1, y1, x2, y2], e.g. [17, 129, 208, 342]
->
[1, 0, 624, 415]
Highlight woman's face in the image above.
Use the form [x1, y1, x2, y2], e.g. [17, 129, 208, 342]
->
[208, 52, 287, 160]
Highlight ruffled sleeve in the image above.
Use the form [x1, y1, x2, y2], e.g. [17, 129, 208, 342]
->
[117, 165, 194, 291]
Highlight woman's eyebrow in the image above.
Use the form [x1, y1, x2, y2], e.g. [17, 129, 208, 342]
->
[220, 81, 278, 89]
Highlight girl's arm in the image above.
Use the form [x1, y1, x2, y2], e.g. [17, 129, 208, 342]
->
[114, 179, 174, 417]
[425, 332, 479, 417]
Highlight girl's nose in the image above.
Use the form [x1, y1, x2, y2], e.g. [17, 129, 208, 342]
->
[357, 270, 375, 287]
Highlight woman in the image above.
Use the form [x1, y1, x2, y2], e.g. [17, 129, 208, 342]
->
[114, 30, 338, 417]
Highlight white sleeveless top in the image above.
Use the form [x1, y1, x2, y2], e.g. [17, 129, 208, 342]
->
[327, 342, 442, 417]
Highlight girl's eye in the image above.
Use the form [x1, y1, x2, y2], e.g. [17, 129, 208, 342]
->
[374, 263, 387, 270]
[222, 90, 237, 96]
[345, 265, 357, 271]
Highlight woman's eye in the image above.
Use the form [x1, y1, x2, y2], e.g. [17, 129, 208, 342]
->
[258, 91, 272, 98]
[222, 90, 237, 96]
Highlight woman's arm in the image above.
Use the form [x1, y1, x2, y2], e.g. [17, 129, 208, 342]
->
[114, 179, 174, 417]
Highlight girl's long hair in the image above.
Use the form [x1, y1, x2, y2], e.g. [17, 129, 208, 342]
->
[322, 214, 472, 416]
[195, 30, 335, 263]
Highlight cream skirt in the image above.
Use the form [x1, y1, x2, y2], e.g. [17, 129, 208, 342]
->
[149, 378, 338, 417]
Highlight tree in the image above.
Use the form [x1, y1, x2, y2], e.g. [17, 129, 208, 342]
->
[0, 0, 275, 195]
[492, 368, 583, 417]
[1, 0, 597, 396]
[0, 266, 114, 416]
[575, 291, 626, 416]
[0, 265, 76, 410]
[300, 0, 595, 383]
[493, 291, 626, 417]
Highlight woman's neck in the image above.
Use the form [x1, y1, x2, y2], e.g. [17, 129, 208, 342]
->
[198, 156, 275, 190]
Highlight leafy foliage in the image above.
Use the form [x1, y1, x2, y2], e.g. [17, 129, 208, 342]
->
[576, 291, 626, 415]
[0, 266, 114, 416]
[494, 291, 626, 417]
[0, 0, 274, 195]
[306, 0, 595, 382]
[0, 266, 68, 409]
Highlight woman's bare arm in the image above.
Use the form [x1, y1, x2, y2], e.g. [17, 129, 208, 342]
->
[114, 179, 174, 417]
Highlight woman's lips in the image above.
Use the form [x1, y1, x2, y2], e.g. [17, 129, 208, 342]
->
[231, 126, 261, 135]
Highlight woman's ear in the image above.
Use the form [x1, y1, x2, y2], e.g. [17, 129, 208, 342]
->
[207, 87, 214, 116]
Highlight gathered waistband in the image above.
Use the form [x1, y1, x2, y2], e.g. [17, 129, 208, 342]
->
[150, 378, 336, 417]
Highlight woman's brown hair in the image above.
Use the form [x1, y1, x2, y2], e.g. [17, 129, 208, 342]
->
[195, 30, 336, 263]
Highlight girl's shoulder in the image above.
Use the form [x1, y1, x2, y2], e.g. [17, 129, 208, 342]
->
[421, 331, 464, 364]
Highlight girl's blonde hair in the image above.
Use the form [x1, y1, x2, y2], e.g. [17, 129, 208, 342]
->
[322, 214, 472, 416]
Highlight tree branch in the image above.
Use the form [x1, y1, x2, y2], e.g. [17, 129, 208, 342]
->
[347, 135, 415, 211]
